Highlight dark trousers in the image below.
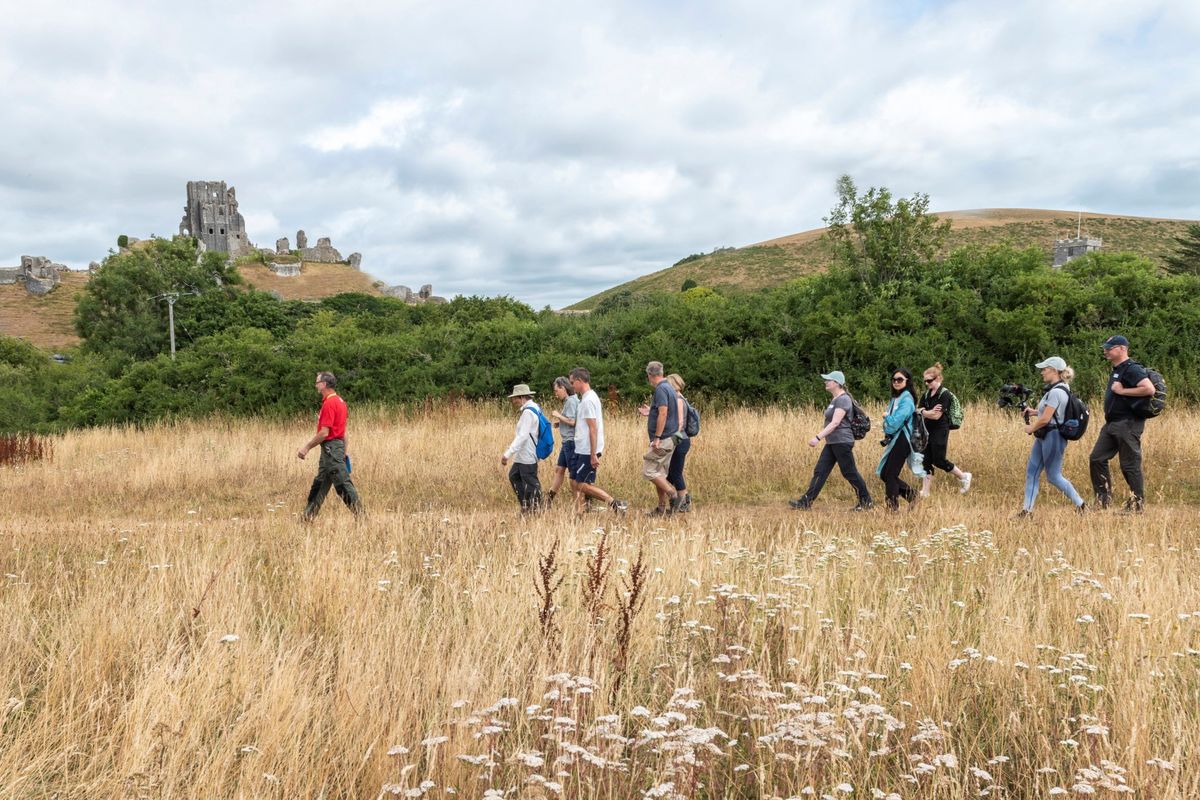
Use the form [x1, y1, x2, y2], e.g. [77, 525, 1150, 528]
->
[923, 427, 956, 473]
[668, 437, 691, 492]
[801, 443, 872, 505]
[880, 436, 918, 510]
[1089, 418, 1145, 503]
[509, 462, 543, 511]
[304, 439, 361, 519]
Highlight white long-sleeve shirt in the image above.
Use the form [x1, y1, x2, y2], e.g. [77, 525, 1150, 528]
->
[504, 400, 540, 464]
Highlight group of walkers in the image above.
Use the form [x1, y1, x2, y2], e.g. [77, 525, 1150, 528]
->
[295, 334, 1158, 520]
[788, 334, 1156, 516]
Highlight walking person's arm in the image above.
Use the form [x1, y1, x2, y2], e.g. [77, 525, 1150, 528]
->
[810, 408, 847, 448]
[653, 403, 668, 447]
[1111, 378, 1155, 397]
[587, 418, 600, 467]
[1024, 405, 1056, 436]
[298, 427, 330, 459]
[502, 410, 535, 465]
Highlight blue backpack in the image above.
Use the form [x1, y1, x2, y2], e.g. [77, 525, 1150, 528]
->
[524, 405, 556, 460]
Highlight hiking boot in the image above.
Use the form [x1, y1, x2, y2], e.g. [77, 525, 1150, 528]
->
[788, 497, 812, 510]
[959, 472, 973, 494]
[1075, 503, 1090, 515]
[545, 490, 556, 509]
[1094, 494, 1112, 511]
[851, 501, 874, 512]
[609, 499, 628, 515]
[1012, 509, 1033, 519]
[677, 494, 692, 513]
[668, 493, 685, 513]
[1118, 497, 1145, 515]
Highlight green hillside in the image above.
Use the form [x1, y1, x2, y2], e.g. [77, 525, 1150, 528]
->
[568, 209, 1194, 310]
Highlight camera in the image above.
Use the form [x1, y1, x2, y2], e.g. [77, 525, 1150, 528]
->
[997, 383, 1034, 413]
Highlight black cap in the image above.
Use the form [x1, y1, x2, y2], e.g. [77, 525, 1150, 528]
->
[1102, 335, 1129, 350]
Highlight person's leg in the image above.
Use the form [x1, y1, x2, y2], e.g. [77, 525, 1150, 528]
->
[1089, 423, 1120, 506]
[573, 453, 617, 507]
[922, 430, 950, 494]
[798, 444, 837, 504]
[1114, 419, 1145, 506]
[1023, 437, 1046, 512]
[508, 462, 526, 508]
[667, 439, 690, 502]
[303, 443, 336, 519]
[520, 463, 543, 510]
[882, 438, 912, 510]
[832, 444, 873, 506]
[643, 439, 679, 509]
[1042, 431, 1085, 508]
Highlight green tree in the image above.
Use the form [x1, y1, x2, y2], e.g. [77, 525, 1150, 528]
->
[823, 174, 952, 289]
[74, 236, 242, 361]
[1164, 223, 1200, 275]
[681, 278, 698, 291]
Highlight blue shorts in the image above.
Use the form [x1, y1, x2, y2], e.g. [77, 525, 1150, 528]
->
[556, 439, 576, 468]
[569, 451, 599, 484]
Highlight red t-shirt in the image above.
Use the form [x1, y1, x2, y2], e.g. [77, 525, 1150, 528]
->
[317, 393, 348, 440]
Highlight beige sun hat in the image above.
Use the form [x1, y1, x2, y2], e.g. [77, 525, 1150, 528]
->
[507, 383, 536, 398]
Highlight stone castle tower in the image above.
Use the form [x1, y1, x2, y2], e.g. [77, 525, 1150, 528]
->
[178, 181, 251, 256]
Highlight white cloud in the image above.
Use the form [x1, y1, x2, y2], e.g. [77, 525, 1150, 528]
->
[1, 0, 1198, 308]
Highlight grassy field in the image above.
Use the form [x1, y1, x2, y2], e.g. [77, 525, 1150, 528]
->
[238, 261, 385, 301]
[0, 272, 89, 350]
[2, 403, 1199, 797]
[570, 209, 1195, 309]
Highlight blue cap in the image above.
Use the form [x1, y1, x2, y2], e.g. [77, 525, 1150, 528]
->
[1102, 335, 1129, 350]
[821, 370, 846, 385]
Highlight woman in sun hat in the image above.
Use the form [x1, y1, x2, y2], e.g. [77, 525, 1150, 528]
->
[1015, 357, 1088, 518]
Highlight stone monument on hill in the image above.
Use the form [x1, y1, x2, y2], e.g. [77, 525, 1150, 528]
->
[178, 181, 252, 257]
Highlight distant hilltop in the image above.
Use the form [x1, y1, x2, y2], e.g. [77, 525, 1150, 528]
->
[569, 209, 1195, 310]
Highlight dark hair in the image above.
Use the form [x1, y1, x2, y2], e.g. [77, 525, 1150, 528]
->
[553, 376, 575, 395]
[569, 367, 591, 384]
[316, 371, 337, 388]
[890, 368, 916, 400]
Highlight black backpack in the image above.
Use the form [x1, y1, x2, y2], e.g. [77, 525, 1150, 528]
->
[684, 400, 701, 437]
[1051, 382, 1090, 441]
[908, 407, 929, 453]
[847, 395, 871, 440]
[1133, 367, 1168, 419]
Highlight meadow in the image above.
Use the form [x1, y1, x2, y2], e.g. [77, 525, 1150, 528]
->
[2, 403, 1199, 798]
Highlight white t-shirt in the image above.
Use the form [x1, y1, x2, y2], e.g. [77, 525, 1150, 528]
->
[573, 389, 604, 455]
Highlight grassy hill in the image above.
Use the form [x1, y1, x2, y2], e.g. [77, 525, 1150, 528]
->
[568, 209, 1195, 310]
[1, 261, 383, 350]
[237, 261, 384, 301]
[0, 272, 90, 351]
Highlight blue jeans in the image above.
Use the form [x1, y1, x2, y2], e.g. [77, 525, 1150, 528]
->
[1024, 429, 1084, 511]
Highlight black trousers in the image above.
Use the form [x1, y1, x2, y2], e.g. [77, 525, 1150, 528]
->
[923, 427, 956, 473]
[668, 437, 691, 492]
[509, 462, 543, 510]
[304, 439, 362, 519]
[880, 436, 918, 510]
[1089, 418, 1145, 503]
[801, 443, 873, 505]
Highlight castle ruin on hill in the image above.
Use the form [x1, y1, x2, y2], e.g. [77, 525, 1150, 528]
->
[179, 181, 252, 257]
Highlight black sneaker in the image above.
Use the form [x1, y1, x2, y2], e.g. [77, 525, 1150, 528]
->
[1118, 498, 1145, 515]
[1094, 494, 1112, 511]
[668, 493, 685, 513]
[545, 490, 556, 509]
[851, 501, 874, 512]
[1012, 509, 1033, 519]
[788, 498, 812, 510]
[609, 499, 629, 515]
[1075, 503, 1089, 515]
[678, 495, 692, 513]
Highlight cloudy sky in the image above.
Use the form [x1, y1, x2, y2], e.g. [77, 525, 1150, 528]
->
[2, 1, 1198, 308]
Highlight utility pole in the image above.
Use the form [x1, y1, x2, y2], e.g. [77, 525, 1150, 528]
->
[150, 290, 199, 359]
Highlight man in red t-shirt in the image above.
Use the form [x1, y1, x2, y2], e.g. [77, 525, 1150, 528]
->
[297, 371, 362, 520]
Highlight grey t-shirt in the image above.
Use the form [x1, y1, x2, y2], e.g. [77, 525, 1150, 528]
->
[558, 394, 579, 441]
[1037, 384, 1070, 426]
[823, 393, 855, 445]
[647, 380, 680, 440]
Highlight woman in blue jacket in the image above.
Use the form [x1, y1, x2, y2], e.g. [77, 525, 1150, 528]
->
[876, 368, 921, 510]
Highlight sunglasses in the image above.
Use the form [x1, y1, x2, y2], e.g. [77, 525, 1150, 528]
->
[892, 376, 906, 383]
[923, 378, 935, 384]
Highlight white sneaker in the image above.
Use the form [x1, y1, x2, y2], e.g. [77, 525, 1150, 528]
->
[919, 489, 930, 499]
[959, 472, 973, 494]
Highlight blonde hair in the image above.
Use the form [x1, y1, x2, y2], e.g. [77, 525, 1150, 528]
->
[666, 373, 686, 392]
[1059, 366, 1075, 382]
[925, 362, 944, 379]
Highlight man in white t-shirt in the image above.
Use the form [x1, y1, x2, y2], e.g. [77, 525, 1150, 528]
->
[568, 367, 628, 516]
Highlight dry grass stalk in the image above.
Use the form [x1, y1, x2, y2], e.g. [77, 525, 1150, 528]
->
[534, 538, 564, 659]
[610, 545, 649, 702]
[582, 528, 612, 674]
[0, 433, 52, 466]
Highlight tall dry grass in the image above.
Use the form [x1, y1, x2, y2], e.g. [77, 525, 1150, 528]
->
[1, 403, 1199, 798]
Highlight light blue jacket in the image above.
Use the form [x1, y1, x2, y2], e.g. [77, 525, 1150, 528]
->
[876, 392, 920, 477]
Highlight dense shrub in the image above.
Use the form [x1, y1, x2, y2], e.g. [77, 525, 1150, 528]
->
[3, 245, 1200, 433]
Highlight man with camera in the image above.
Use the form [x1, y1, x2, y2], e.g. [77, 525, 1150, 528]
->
[1089, 335, 1155, 513]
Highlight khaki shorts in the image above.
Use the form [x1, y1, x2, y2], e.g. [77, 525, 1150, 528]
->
[641, 436, 677, 480]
